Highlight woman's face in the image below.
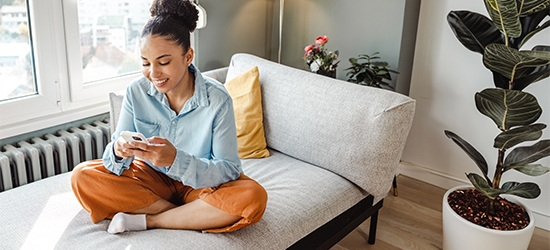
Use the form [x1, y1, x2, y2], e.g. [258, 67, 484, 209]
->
[140, 35, 194, 95]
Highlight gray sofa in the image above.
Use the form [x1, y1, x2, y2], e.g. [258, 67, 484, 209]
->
[0, 53, 415, 249]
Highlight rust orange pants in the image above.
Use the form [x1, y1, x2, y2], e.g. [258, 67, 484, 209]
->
[70, 159, 267, 233]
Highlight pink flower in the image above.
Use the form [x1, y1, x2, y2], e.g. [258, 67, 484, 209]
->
[315, 35, 329, 45]
[304, 44, 314, 53]
[313, 45, 320, 52]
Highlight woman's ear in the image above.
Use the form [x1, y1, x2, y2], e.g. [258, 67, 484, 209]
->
[185, 48, 194, 66]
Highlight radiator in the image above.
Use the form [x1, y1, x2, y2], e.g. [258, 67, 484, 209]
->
[0, 120, 111, 192]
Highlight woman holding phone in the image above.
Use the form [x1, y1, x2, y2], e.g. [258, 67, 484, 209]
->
[71, 0, 267, 234]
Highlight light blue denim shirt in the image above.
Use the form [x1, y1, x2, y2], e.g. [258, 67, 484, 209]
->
[102, 65, 242, 188]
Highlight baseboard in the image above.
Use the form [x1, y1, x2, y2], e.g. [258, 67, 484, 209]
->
[398, 161, 550, 231]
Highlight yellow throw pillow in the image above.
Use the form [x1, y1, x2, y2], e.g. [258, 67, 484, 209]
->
[225, 66, 270, 159]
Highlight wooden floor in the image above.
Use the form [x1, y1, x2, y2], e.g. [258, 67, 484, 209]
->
[332, 175, 550, 250]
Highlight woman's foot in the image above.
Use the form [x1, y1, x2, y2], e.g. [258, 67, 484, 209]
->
[107, 213, 147, 234]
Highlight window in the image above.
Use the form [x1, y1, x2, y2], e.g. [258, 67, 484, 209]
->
[0, 2, 34, 102]
[64, 0, 152, 102]
[0, 0, 154, 139]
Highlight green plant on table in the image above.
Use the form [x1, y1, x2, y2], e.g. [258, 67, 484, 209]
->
[345, 52, 398, 90]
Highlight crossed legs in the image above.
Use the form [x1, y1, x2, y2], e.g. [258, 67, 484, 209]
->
[71, 159, 267, 233]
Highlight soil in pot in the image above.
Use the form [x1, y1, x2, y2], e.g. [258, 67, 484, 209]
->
[447, 188, 530, 231]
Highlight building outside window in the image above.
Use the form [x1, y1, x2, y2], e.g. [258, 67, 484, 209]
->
[0, 3, 33, 101]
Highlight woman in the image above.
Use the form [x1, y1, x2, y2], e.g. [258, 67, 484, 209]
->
[71, 0, 267, 234]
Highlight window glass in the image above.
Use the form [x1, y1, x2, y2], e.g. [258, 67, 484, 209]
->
[0, 0, 35, 101]
[77, 0, 152, 84]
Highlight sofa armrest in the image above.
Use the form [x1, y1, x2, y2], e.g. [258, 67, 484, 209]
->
[109, 91, 125, 134]
[202, 67, 228, 84]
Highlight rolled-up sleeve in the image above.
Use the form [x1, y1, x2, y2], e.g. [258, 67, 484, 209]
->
[102, 82, 138, 175]
[102, 143, 134, 175]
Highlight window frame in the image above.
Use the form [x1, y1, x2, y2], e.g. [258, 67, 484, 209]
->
[0, 0, 64, 137]
[0, 0, 143, 140]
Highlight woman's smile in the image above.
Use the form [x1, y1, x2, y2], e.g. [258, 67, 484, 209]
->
[152, 78, 168, 87]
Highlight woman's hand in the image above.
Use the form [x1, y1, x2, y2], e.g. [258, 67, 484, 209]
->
[113, 136, 138, 159]
[124, 136, 177, 167]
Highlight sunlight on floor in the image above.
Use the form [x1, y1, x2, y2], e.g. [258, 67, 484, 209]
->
[20, 192, 82, 250]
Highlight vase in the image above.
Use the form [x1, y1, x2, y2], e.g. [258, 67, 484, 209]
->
[317, 68, 336, 78]
[442, 185, 535, 250]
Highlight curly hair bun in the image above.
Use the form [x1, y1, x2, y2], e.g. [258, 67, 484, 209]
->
[150, 0, 199, 32]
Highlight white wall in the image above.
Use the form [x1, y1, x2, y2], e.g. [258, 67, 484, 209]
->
[401, 0, 550, 230]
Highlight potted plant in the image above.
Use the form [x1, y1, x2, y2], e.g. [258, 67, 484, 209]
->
[303, 35, 339, 78]
[345, 52, 399, 90]
[443, 1, 550, 250]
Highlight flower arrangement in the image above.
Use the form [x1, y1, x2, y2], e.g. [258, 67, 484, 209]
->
[303, 35, 339, 77]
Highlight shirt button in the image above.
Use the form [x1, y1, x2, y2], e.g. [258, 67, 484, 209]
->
[172, 121, 176, 125]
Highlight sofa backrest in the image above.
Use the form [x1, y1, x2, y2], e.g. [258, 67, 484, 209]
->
[226, 53, 416, 199]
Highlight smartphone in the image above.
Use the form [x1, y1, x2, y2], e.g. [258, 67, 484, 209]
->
[120, 131, 148, 143]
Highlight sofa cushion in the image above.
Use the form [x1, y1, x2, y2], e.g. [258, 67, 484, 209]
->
[224, 66, 270, 159]
[227, 53, 416, 202]
[0, 151, 365, 250]
[202, 66, 228, 83]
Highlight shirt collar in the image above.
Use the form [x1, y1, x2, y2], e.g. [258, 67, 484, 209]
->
[147, 64, 209, 112]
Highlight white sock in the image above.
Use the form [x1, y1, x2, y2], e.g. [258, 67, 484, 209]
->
[107, 213, 147, 234]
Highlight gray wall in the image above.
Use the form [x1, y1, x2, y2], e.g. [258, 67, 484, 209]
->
[195, 0, 420, 95]
[195, 0, 275, 71]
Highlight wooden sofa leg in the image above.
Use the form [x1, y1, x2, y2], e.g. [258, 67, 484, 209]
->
[368, 209, 380, 244]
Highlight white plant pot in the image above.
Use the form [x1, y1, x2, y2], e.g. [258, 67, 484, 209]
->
[442, 185, 535, 250]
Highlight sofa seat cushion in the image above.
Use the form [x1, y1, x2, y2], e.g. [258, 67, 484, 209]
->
[0, 150, 366, 250]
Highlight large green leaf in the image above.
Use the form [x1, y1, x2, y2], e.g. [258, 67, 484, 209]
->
[512, 5, 550, 49]
[445, 131, 489, 177]
[504, 139, 550, 166]
[505, 163, 550, 175]
[500, 181, 541, 198]
[494, 123, 546, 149]
[517, 0, 550, 16]
[475, 88, 542, 130]
[513, 45, 550, 89]
[490, 45, 550, 90]
[485, 0, 522, 38]
[483, 44, 550, 81]
[467, 173, 502, 199]
[468, 173, 542, 199]
[501, 181, 519, 190]
[447, 11, 505, 54]
[510, 66, 550, 90]
[518, 19, 550, 48]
